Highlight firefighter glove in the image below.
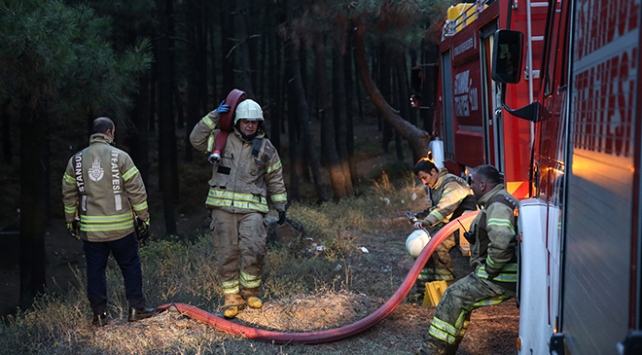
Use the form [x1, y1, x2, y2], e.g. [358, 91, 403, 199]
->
[135, 217, 150, 246]
[67, 218, 81, 241]
[216, 100, 230, 114]
[415, 208, 431, 220]
[277, 210, 286, 225]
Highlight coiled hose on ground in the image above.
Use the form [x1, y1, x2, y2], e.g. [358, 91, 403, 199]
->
[155, 211, 479, 344]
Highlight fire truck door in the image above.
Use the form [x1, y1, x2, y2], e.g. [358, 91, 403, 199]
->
[480, 24, 504, 174]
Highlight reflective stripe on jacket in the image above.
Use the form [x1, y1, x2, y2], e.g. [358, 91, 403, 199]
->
[189, 111, 287, 213]
[62, 133, 149, 242]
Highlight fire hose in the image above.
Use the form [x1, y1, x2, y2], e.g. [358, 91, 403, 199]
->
[155, 211, 479, 344]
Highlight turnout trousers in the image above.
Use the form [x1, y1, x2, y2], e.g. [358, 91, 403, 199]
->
[210, 209, 266, 297]
[82, 232, 145, 314]
[425, 273, 515, 354]
[419, 233, 456, 283]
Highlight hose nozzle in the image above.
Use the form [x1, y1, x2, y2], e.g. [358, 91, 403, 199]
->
[208, 151, 221, 165]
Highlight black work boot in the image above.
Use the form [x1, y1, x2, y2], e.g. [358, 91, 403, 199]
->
[128, 307, 158, 322]
[409, 280, 426, 305]
[91, 311, 108, 327]
[417, 338, 456, 355]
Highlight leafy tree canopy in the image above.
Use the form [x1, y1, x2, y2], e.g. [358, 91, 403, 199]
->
[0, 0, 151, 123]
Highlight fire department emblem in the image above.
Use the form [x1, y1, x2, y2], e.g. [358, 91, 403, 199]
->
[88, 158, 104, 182]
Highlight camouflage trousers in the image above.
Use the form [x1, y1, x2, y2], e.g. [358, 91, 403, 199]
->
[210, 209, 267, 297]
[424, 273, 515, 354]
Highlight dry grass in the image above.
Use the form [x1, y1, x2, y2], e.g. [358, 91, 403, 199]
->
[0, 172, 519, 355]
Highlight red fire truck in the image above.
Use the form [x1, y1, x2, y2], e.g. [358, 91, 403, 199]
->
[491, 0, 642, 353]
[431, 0, 548, 199]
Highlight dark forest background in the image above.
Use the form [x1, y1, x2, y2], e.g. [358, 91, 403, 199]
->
[0, 0, 452, 311]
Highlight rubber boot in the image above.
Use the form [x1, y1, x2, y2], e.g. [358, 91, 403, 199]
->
[247, 296, 263, 309]
[241, 287, 263, 309]
[409, 279, 426, 305]
[222, 294, 246, 318]
[417, 338, 457, 355]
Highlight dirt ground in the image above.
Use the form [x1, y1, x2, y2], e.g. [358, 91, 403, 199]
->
[0, 122, 519, 354]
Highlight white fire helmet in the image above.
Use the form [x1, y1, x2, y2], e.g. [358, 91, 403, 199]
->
[405, 229, 431, 258]
[234, 99, 264, 125]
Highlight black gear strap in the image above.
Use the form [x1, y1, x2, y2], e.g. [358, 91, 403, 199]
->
[251, 138, 263, 159]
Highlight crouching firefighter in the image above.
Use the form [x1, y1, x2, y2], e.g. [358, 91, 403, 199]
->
[410, 158, 477, 302]
[189, 97, 288, 318]
[418, 165, 518, 355]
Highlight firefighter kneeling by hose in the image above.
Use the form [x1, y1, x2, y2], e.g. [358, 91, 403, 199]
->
[417, 165, 519, 355]
[189, 93, 288, 318]
[407, 159, 477, 304]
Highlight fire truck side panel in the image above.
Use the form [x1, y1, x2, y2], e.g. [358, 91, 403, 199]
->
[520, 0, 641, 355]
[563, 24, 638, 355]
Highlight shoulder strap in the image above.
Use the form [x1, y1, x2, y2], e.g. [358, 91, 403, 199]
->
[487, 193, 517, 210]
[251, 137, 264, 159]
[442, 174, 468, 188]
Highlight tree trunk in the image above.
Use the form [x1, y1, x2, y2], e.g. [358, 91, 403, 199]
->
[235, 1, 255, 98]
[268, 22, 281, 150]
[316, 38, 347, 201]
[185, 0, 202, 162]
[2, 99, 12, 164]
[19, 105, 46, 309]
[149, 45, 158, 133]
[423, 42, 440, 133]
[220, 0, 235, 94]
[208, 18, 218, 110]
[128, 74, 151, 184]
[392, 59, 405, 161]
[351, 20, 431, 158]
[332, 42, 354, 196]
[173, 79, 184, 129]
[379, 44, 393, 153]
[353, 45, 365, 123]
[343, 34, 358, 184]
[286, 44, 301, 201]
[196, 3, 208, 115]
[287, 7, 327, 203]
[157, 0, 177, 235]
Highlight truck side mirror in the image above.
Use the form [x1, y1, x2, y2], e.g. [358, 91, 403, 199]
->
[492, 30, 524, 84]
[490, 29, 546, 122]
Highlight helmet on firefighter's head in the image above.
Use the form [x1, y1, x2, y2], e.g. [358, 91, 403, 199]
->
[405, 229, 431, 258]
[234, 99, 264, 125]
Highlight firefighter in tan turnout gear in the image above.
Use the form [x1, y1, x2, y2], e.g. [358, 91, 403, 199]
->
[410, 159, 476, 301]
[418, 164, 518, 355]
[190, 98, 288, 318]
[62, 117, 156, 326]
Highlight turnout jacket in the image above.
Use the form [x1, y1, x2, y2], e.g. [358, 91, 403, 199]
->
[469, 184, 518, 290]
[422, 168, 477, 228]
[189, 111, 287, 214]
[62, 133, 149, 242]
